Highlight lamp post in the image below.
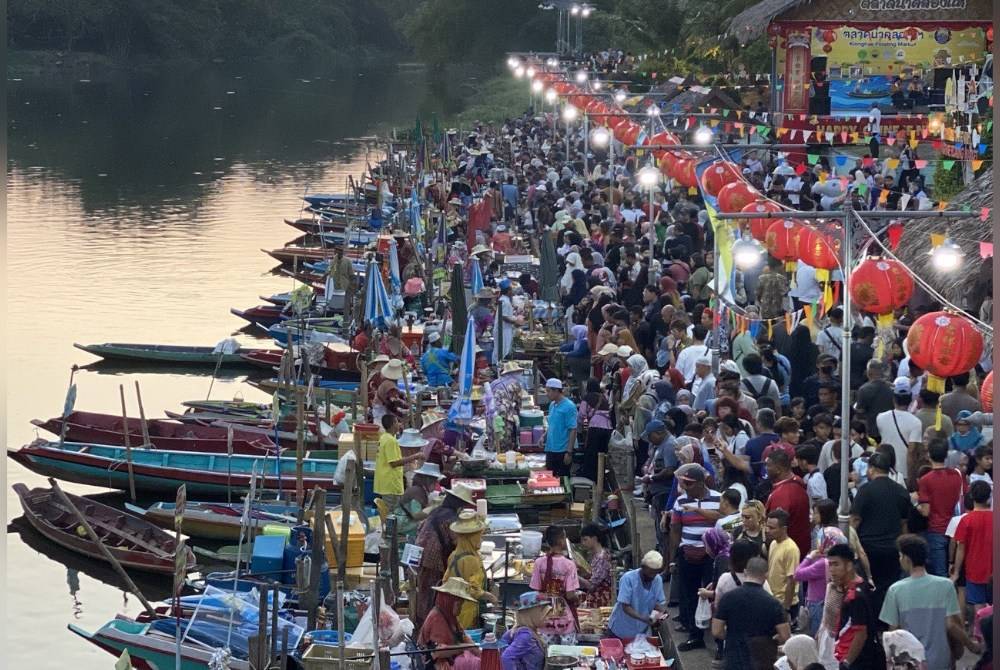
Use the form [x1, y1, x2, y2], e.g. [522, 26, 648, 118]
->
[590, 124, 613, 205]
[531, 78, 544, 113]
[646, 104, 660, 146]
[637, 165, 660, 259]
[563, 104, 578, 163]
[545, 88, 557, 136]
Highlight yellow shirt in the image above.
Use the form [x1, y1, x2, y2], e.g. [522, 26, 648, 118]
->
[374, 432, 404, 495]
[767, 537, 800, 607]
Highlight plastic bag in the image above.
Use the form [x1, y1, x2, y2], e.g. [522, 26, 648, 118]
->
[625, 636, 657, 656]
[334, 449, 358, 485]
[352, 603, 403, 649]
[609, 427, 632, 451]
[695, 596, 712, 630]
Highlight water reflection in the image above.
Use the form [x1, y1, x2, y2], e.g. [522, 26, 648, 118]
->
[7, 62, 454, 667]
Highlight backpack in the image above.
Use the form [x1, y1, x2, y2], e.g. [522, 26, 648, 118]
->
[741, 377, 774, 401]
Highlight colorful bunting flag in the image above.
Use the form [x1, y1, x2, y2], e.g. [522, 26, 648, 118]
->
[980, 241, 994, 259]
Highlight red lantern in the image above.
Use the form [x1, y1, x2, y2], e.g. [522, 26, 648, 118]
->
[822, 44, 833, 54]
[822, 29, 837, 43]
[659, 151, 678, 177]
[848, 258, 913, 320]
[982, 370, 994, 412]
[796, 226, 840, 280]
[906, 311, 984, 393]
[717, 180, 759, 213]
[765, 218, 805, 270]
[618, 122, 643, 145]
[700, 160, 742, 197]
[903, 27, 919, 41]
[742, 199, 784, 241]
[671, 155, 698, 189]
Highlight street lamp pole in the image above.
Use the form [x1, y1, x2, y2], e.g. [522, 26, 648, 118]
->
[583, 113, 589, 179]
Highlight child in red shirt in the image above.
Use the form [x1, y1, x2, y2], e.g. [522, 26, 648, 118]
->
[952, 480, 994, 611]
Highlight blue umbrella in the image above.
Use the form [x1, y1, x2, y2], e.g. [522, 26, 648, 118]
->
[363, 259, 394, 329]
[470, 257, 484, 296]
[388, 238, 404, 311]
[409, 188, 423, 244]
[432, 214, 447, 264]
[447, 317, 477, 424]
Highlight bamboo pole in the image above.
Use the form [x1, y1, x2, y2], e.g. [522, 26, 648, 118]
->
[47, 478, 155, 615]
[338, 459, 356, 586]
[118, 385, 136, 502]
[306, 487, 327, 631]
[134, 381, 152, 448]
[58, 365, 79, 448]
[296, 384, 306, 509]
[255, 586, 268, 670]
[270, 579, 280, 664]
[592, 453, 605, 522]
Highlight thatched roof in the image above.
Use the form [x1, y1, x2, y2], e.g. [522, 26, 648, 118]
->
[665, 87, 743, 114]
[892, 170, 993, 318]
[727, 0, 809, 44]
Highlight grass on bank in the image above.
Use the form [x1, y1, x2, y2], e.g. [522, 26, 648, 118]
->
[453, 75, 531, 126]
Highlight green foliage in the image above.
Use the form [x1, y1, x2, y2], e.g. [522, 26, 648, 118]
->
[932, 157, 965, 202]
[8, 0, 406, 67]
[453, 76, 529, 125]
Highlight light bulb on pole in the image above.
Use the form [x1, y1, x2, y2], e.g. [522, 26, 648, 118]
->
[526, 66, 536, 78]
[514, 66, 525, 79]
[694, 126, 714, 145]
[575, 71, 588, 84]
[582, 6, 592, 16]
[508, 57, 520, 69]
[733, 237, 766, 269]
[590, 127, 610, 147]
[929, 238, 964, 272]
[638, 165, 660, 187]
[592, 80, 602, 91]
[571, 4, 580, 15]
[562, 105, 579, 121]
[646, 105, 660, 117]
[531, 79, 544, 94]
[614, 90, 626, 103]
[545, 89, 557, 103]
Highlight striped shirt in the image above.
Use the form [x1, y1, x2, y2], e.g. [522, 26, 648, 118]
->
[671, 489, 722, 547]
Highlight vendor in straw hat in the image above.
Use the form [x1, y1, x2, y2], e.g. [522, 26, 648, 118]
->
[500, 592, 554, 670]
[414, 484, 477, 622]
[372, 359, 409, 426]
[416, 577, 482, 670]
[392, 461, 446, 544]
[443, 511, 498, 629]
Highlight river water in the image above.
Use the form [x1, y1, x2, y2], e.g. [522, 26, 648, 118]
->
[5, 63, 458, 667]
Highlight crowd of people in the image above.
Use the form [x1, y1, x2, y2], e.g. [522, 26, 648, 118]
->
[363, 87, 993, 670]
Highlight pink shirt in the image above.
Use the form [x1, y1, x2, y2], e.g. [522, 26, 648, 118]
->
[530, 554, 580, 634]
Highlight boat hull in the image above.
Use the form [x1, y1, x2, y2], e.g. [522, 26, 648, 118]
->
[69, 621, 251, 670]
[73, 343, 270, 366]
[12, 484, 195, 574]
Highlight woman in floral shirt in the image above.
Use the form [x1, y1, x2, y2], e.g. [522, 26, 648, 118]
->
[528, 526, 580, 644]
[579, 523, 613, 608]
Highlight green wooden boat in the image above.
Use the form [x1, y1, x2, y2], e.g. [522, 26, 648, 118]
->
[75, 342, 274, 366]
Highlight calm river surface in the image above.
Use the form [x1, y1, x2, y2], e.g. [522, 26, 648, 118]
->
[5, 63, 463, 667]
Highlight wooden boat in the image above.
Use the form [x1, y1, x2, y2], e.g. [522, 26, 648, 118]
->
[32, 411, 278, 455]
[180, 400, 271, 417]
[7, 440, 359, 496]
[70, 617, 252, 670]
[229, 305, 285, 328]
[125, 500, 298, 540]
[73, 342, 272, 366]
[12, 483, 196, 574]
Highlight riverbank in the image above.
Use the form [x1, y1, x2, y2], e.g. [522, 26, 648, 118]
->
[453, 74, 531, 125]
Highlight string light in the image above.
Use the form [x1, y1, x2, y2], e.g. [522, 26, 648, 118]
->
[929, 238, 964, 271]
[694, 126, 714, 145]
[562, 105, 579, 121]
[590, 127, 611, 147]
[733, 238, 766, 269]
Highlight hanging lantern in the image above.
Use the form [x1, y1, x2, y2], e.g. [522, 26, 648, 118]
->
[659, 151, 678, 177]
[906, 311, 984, 394]
[717, 180, 760, 213]
[796, 226, 840, 281]
[618, 122, 643, 145]
[741, 199, 784, 241]
[765, 218, 805, 271]
[848, 258, 914, 325]
[982, 370, 993, 412]
[670, 155, 698, 189]
[700, 160, 742, 197]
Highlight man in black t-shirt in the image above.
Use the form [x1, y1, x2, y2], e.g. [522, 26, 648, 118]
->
[827, 543, 885, 669]
[712, 557, 790, 670]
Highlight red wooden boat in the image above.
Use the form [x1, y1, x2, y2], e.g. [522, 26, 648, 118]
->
[31, 411, 279, 455]
[230, 304, 285, 328]
[263, 245, 366, 265]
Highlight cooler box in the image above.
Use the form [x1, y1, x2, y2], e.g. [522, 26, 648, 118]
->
[324, 510, 366, 568]
[251, 535, 286, 576]
[262, 524, 292, 540]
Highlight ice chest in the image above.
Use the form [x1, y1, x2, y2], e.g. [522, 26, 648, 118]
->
[251, 535, 286, 576]
[324, 510, 366, 568]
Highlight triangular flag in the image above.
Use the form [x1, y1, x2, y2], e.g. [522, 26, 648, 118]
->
[795, 163, 807, 175]
[688, 186, 698, 196]
[915, 159, 929, 169]
[973, 160, 984, 171]
[980, 207, 990, 222]
[840, 131, 849, 143]
[980, 241, 994, 258]
[825, 131, 835, 142]
[802, 130, 813, 142]
[938, 201, 949, 211]
[887, 222, 903, 250]
[930, 233, 946, 247]
[932, 140, 943, 150]
[898, 193, 911, 211]
[886, 136, 896, 146]
[886, 158, 900, 169]
[807, 154, 819, 165]
[942, 160, 955, 170]
[879, 188, 890, 203]
[862, 157, 874, 167]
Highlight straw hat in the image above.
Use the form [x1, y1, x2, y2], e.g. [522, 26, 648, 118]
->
[370, 354, 390, 365]
[444, 484, 477, 506]
[470, 244, 491, 256]
[398, 428, 429, 449]
[449, 510, 487, 534]
[412, 462, 446, 480]
[597, 343, 619, 356]
[476, 288, 495, 300]
[501, 361, 525, 375]
[432, 576, 478, 602]
[421, 413, 445, 431]
[381, 359, 405, 381]
[470, 385, 485, 401]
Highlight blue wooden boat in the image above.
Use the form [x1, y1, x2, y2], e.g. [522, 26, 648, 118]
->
[7, 439, 363, 497]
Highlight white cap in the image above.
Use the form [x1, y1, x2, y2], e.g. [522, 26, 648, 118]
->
[640, 550, 664, 569]
[427, 332, 441, 344]
[695, 355, 712, 367]
[720, 360, 740, 374]
[545, 378, 564, 390]
[893, 377, 911, 394]
[616, 345, 633, 358]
